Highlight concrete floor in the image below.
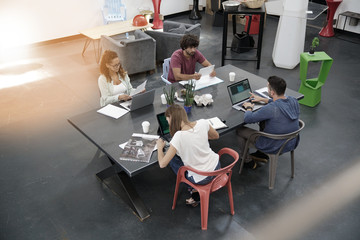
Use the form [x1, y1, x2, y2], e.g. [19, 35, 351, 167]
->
[1, 11, 360, 240]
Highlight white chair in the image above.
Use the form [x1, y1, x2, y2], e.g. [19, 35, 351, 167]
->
[161, 58, 172, 85]
[101, 0, 127, 24]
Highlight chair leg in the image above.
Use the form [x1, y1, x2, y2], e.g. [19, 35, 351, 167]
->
[268, 154, 278, 189]
[172, 180, 181, 210]
[199, 190, 210, 230]
[239, 148, 249, 174]
[291, 150, 295, 178]
[226, 182, 235, 215]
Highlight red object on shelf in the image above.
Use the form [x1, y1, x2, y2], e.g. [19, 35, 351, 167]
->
[132, 15, 148, 27]
[319, 0, 343, 37]
[152, 0, 163, 29]
[245, 15, 260, 35]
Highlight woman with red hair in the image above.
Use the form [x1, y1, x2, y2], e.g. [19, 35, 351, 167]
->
[98, 50, 133, 107]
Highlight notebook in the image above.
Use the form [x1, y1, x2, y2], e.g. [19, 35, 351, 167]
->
[120, 89, 155, 111]
[156, 112, 172, 142]
[227, 79, 264, 112]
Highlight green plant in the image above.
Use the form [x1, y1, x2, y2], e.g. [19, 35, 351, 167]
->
[310, 37, 319, 54]
[184, 80, 196, 106]
[163, 86, 176, 105]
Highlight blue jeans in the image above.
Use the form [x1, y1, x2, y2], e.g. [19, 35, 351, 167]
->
[169, 155, 221, 185]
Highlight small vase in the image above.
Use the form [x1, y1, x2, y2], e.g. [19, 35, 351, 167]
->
[184, 105, 192, 114]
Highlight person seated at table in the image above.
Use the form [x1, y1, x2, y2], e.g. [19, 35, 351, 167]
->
[156, 104, 220, 207]
[98, 50, 133, 107]
[167, 34, 216, 83]
[237, 76, 300, 169]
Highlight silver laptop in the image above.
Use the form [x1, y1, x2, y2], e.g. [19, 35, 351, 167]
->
[120, 89, 155, 111]
[227, 79, 264, 112]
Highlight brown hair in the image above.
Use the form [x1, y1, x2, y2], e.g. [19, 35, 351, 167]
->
[99, 50, 126, 83]
[165, 104, 191, 136]
[180, 34, 199, 50]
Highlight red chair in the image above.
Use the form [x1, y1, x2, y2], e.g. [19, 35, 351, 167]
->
[172, 148, 239, 230]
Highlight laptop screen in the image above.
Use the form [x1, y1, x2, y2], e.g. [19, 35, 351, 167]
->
[227, 79, 252, 105]
[156, 112, 170, 135]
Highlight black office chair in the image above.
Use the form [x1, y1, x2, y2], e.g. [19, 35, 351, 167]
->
[239, 120, 305, 189]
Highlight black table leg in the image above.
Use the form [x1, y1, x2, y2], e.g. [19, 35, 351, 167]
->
[95, 156, 150, 221]
[222, 12, 228, 66]
[189, 0, 202, 20]
[256, 13, 265, 69]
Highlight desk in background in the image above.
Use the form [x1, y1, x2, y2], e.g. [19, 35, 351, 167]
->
[80, 20, 153, 62]
[221, 5, 266, 69]
[68, 64, 303, 221]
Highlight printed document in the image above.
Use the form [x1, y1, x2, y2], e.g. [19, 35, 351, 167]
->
[179, 66, 223, 91]
[130, 80, 147, 96]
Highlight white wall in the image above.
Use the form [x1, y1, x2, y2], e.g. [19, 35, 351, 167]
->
[0, 0, 194, 49]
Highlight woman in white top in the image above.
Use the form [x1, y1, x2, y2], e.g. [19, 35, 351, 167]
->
[157, 104, 220, 206]
[98, 50, 134, 107]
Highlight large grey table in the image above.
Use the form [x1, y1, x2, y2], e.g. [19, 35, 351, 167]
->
[68, 64, 303, 220]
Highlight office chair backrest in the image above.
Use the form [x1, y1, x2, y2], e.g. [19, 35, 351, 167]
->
[161, 58, 171, 85]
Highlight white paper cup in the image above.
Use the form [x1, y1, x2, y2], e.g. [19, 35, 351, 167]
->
[161, 94, 167, 105]
[142, 121, 150, 133]
[229, 72, 235, 82]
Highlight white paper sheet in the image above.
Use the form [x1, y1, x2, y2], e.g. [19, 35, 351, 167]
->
[255, 87, 271, 99]
[207, 117, 228, 130]
[130, 80, 147, 96]
[97, 104, 129, 119]
[179, 77, 223, 91]
[198, 65, 215, 76]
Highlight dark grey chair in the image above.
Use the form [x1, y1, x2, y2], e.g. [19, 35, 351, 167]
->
[146, 21, 201, 62]
[239, 119, 305, 189]
[101, 30, 156, 75]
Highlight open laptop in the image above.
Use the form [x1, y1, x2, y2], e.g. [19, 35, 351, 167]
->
[120, 89, 155, 111]
[156, 112, 172, 142]
[227, 79, 264, 112]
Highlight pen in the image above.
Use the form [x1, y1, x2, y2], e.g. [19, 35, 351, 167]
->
[209, 120, 213, 126]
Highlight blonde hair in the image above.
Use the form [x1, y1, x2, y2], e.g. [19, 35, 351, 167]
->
[99, 50, 126, 83]
[165, 104, 191, 136]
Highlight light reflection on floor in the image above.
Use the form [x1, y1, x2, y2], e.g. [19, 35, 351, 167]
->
[0, 61, 49, 89]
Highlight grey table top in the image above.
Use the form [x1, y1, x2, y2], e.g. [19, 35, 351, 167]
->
[68, 64, 303, 177]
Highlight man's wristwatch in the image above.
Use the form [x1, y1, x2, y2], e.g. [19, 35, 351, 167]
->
[245, 106, 253, 111]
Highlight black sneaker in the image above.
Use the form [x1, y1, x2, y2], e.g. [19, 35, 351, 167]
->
[244, 160, 257, 169]
[250, 151, 269, 163]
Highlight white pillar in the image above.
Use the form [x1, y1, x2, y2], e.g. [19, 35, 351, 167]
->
[266, 0, 308, 69]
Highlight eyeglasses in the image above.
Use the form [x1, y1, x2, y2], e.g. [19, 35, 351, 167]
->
[109, 63, 121, 68]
